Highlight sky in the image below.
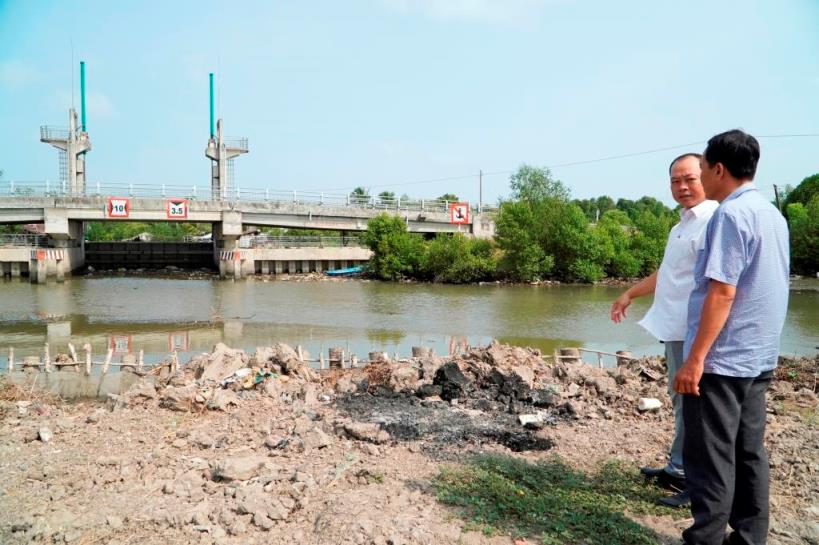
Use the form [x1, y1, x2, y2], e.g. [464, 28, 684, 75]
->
[1, 0, 818, 207]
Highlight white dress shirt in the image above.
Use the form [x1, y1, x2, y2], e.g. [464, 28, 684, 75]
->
[638, 199, 719, 342]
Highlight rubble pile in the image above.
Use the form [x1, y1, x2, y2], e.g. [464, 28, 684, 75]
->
[0, 343, 814, 545]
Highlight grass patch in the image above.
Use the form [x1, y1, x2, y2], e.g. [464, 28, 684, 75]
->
[434, 454, 682, 545]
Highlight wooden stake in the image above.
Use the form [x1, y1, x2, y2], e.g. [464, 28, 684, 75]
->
[597, 352, 603, 369]
[44, 343, 51, 373]
[138, 349, 144, 371]
[102, 348, 113, 374]
[319, 352, 325, 369]
[85, 344, 93, 375]
[172, 351, 179, 374]
[68, 343, 78, 364]
[351, 355, 358, 368]
[297, 345, 304, 362]
[8, 347, 13, 373]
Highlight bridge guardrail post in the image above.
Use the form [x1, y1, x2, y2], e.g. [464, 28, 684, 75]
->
[320, 192, 324, 205]
[265, 188, 269, 202]
[236, 185, 241, 201]
[193, 185, 197, 199]
[421, 198, 424, 211]
[10, 181, 14, 194]
[96, 181, 101, 196]
[162, 184, 166, 198]
[293, 190, 297, 204]
[129, 183, 134, 197]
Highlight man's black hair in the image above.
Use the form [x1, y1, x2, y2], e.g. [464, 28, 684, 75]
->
[703, 129, 760, 180]
[668, 153, 703, 176]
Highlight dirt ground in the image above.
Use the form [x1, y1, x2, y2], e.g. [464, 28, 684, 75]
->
[0, 344, 815, 545]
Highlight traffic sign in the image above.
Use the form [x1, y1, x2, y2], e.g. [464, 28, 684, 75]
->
[107, 197, 130, 218]
[166, 198, 189, 219]
[449, 202, 470, 224]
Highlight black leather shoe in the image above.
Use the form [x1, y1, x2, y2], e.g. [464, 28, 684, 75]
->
[640, 466, 666, 478]
[657, 489, 690, 508]
[655, 471, 686, 493]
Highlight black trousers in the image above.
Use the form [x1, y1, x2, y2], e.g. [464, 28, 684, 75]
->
[682, 371, 773, 545]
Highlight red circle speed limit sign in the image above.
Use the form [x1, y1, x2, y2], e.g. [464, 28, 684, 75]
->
[166, 198, 189, 219]
[107, 197, 130, 218]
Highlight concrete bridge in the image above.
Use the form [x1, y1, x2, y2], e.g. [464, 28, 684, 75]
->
[0, 183, 496, 281]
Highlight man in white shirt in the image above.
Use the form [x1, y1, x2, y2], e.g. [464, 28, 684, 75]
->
[610, 153, 718, 507]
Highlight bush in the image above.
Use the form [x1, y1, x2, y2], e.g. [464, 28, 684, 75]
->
[787, 196, 819, 275]
[362, 213, 424, 280]
[421, 234, 497, 283]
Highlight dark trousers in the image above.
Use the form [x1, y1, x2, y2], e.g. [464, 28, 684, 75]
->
[682, 371, 772, 545]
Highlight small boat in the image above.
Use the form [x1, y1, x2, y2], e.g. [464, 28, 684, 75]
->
[325, 266, 364, 277]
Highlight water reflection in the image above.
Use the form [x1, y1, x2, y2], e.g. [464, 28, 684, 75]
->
[0, 276, 816, 370]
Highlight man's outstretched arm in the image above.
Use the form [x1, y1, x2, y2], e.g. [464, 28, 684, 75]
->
[610, 271, 658, 323]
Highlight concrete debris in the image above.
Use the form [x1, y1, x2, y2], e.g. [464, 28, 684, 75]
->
[637, 398, 662, 412]
[0, 341, 815, 545]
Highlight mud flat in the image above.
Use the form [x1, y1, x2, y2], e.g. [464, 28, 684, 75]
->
[0, 343, 815, 545]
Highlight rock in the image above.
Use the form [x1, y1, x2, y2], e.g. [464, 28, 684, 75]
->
[416, 384, 442, 398]
[518, 414, 544, 429]
[208, 389, 239, 411]
[159, 384, 198, 412]
[342, 422, 390, 444]
[566, 383, 581, 398]
[106, 515, 123, 529]
[433, 362, 472, 401]
[195, 344, 249, 382]
[530, 388, 559, 407]
[38, 427, 53, 443]
[211, 457, 267, 482]
[252, 512, 274, 530]
[388, 365, 421, 392]
[637, 398, 662, 412]
[124, 381, 157, 404]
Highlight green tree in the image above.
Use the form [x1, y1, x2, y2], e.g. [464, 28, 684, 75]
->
[549, 203, 606, 282]
[509, 165, 571, 203]
[495, 165, 570, 281]
[630, 210, 674, 275]
[350, 186, 370, 205]
[783, 173, 819, 216]
[377, 191, 396, 207]
[421, 234, 497, 283]
[437, 193, 460, 203]
[362, 213, 424, 280]
[595, 210, 641, 278]
[787, 196, 819, 275]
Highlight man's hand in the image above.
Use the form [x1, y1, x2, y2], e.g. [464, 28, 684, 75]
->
[610, 292, 632, 323]
[674, 357, 704, 396]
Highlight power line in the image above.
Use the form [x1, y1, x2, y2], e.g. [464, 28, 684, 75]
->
[305, 133, 819, 193]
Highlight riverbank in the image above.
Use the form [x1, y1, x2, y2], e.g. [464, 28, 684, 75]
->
[0, 343, 815, 545]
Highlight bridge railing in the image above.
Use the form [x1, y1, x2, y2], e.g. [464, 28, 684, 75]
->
[238, 235, 364, 249]
[0, 181, 496, 214]
[0, 233, 48, 247]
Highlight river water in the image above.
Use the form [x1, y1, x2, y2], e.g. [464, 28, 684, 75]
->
[0, 276, 816, 369]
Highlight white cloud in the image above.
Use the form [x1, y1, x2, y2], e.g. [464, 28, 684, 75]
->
[380, 0, 558, 26]
[0, 60, 39, 89]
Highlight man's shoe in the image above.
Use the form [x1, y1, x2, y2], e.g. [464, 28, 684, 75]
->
[657, 489, 690, 508]
[639, 466, 666, 478]
[655, 471, 686, 492]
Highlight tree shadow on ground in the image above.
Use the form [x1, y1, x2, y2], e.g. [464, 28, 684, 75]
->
[434, 454, 683, 545]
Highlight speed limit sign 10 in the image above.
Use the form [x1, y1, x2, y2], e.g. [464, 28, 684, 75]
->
[166, 199, 189, 219]
[107, 197, 130, 218]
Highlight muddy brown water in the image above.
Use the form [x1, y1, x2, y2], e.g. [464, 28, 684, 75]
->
[1, 276, 816, 377]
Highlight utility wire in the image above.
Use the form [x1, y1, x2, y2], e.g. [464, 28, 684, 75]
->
[306, 133, 819, 193]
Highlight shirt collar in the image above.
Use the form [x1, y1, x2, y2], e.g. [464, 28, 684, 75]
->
[723, 182, 757, 203]
[679, 199, 718, 219]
